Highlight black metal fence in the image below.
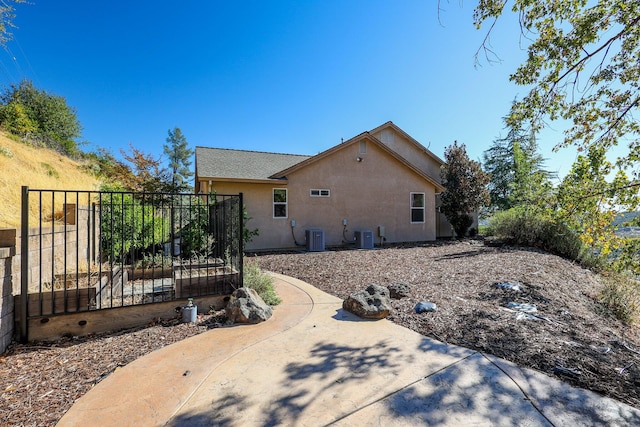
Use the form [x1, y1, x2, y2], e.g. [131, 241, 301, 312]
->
[19, 187, 243, 340]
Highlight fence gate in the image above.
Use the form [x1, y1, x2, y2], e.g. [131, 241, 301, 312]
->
[18, 187, 243, 342]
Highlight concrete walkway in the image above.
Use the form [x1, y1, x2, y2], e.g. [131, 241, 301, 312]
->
[57, 273, 640, 426]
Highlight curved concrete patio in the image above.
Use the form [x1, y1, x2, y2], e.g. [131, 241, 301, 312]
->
[57, 273, 640, 426]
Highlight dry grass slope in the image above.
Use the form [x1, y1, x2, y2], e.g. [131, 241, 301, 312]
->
[0, 132, 101, 228]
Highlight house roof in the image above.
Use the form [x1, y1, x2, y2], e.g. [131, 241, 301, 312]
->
[195, 122, 445, 191]
[270, 131, 445, 192]
[195, 147, 311, 182]
[369, 121, 445, 165]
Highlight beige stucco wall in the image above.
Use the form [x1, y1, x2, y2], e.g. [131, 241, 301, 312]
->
[370, 128, 443, 181]
[200, 138, 439, 251]
[198, 180, 296, 250]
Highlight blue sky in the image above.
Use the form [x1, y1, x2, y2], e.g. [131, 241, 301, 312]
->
[2, 0, 576, 181]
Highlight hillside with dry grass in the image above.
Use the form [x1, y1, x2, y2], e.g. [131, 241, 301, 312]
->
[0, 132, 102, 228]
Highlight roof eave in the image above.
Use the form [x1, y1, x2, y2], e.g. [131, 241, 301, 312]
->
[197, 177, 288, 184]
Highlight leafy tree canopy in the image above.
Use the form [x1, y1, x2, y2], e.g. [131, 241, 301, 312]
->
[483, 118, 555, 212]
[120, 143, 169, 193]
[0, 1, 23, 46]
[473, 0, 639, 204]
[441, 141, 491, 236]
[0, 79, 82, 155]
[473, 0, 640, 272]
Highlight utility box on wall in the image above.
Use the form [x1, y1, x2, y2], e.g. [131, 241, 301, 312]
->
[305, 229, 325, 252]
[354, 230, 374, 249]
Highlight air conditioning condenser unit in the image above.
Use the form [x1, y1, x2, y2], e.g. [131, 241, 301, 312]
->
[354, 230, 374, 249]
[305, 229, 325, 252]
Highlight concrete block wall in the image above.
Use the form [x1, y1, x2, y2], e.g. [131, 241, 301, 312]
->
[0, 234, 15, 353]
[15, 204, 98, 294]
[0, 203, 97, 349]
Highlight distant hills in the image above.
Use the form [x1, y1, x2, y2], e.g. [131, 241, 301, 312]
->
[614, 212, 640, 238]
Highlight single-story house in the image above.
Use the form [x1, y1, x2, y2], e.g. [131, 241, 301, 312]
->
[195, 121, 457, 251]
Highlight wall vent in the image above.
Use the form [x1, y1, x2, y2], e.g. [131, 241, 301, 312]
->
[354, 230, 374, 249]
[305, 229, 325, 252]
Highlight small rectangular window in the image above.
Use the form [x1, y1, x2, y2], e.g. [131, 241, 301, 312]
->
[310, 189, 330, 197]
[359, 141, 367, 154]
[411, 192, 425, 223]
[381, 130, 394, 144]
[273, 188, 287, 218]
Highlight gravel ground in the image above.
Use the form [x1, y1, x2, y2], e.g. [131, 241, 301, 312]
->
[1, 239, 639, 426]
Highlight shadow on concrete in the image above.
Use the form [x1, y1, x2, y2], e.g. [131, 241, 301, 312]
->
[261, 340, 403, 426]
[380, 351, 553, 426]
[487, 355, 640, 427]
[165, 392, 247, 427]
[331, 308, 382, 322]
[165, 340, 404, 426]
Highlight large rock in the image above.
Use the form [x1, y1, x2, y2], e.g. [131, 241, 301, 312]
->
[342, 284, 392, 319]
[225, 287, 273, 324]
[388, 282, 411, 299]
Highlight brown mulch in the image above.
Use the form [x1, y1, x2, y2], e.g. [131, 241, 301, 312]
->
[254, 240, 640, 409]
[1, 240, 640, 426]
[0, 312, 227, 427]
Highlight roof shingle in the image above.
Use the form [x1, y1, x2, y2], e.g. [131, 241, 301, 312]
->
[195, 147, 311, 181]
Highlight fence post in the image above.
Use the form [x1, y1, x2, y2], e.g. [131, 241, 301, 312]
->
[20, 186, 29, 343]
[238, 193, 243, 286]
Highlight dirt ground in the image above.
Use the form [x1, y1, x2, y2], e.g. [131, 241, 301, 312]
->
[1, 240, 639, 426]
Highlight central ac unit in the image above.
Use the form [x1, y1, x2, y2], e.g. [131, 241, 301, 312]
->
[354, 230, 374, 249]
[305, 229, 325, 252]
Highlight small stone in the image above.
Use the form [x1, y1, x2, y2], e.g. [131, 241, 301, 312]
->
[515, 312, 541, 321]
[508, 302, 537, 313]
[496, 282, 522, 292]
[414, 302, 438, 313]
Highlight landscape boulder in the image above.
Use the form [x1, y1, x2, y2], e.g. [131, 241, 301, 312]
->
[388, 282, 411, 299]
[225, 287, 273, 324]
[342, 284, 392, 319]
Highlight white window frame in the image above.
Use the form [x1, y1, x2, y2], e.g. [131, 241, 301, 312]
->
[310, 189, 330, 197]
[273, 188, 288, 219]
[410, 192, 425, 224]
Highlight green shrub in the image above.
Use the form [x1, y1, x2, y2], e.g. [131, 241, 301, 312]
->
[243, 260, 281, 305]
[0, 145, 13, 158]
[598, 273, 640, 324]
[487, 207, 599, 267]
[40, 162, 59, 178]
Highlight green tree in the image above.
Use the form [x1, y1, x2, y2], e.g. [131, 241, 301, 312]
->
[483, 120, 555, 212]
[0, 1, 24, 46]
[0, 79, 82, 155]
[0, 101, 37, 136]
[163, 127, 194, 193]
[441, 141, 491, 237]
[472, 0, 640, 273]
[120, 143, 168, 193]
[99, 184, 170, 264]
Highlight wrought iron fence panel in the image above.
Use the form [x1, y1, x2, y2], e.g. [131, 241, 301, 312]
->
[20, 187, 243, 341]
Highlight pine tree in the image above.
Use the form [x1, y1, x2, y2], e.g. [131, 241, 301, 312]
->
[483, 123, 555, 212]
[163, 127, 194, 193]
